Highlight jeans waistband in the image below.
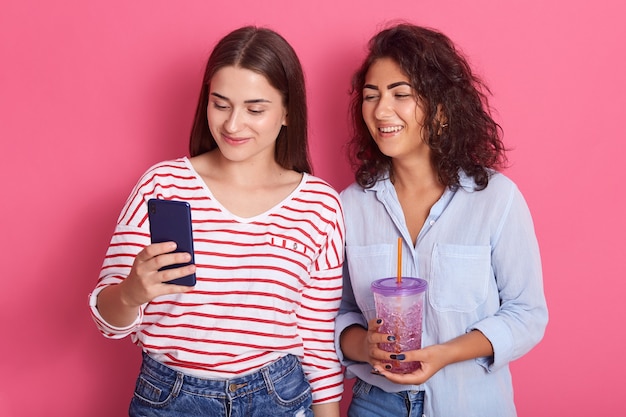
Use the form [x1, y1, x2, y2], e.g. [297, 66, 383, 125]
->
[140, 352, 301, 398]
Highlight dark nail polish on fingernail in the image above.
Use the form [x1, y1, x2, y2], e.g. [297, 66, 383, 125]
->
[390, 354, 406, 360]
[387, 335, 396, 342]
[376, 319, 382, 324]
[384, 364, 392, 370]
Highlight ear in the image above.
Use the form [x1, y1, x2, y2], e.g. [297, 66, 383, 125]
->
[282, 112, 288, 127]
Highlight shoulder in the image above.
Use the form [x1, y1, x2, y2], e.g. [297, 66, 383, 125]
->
[141, 157, 190, 176]
[487, 171, 517, 189]
[135, 157, 192, 183]
[339, 182, 377, 207]
[302, 174, 341, 200]
[297, 174, 344, 216]
[483, 172, 527, 203]
[485, 172, 533, 212]
[461, 172, 532, 218]
[339, 182, 364, 196]
[130, 157, 199, 197]
[459, 170, 519, 197]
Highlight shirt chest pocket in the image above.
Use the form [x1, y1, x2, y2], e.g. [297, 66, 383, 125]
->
[265, 236, 314, 289]
[346, 244, 393, 317]
[429, 243, 491, 312]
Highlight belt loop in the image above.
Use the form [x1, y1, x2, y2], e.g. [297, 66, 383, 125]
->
[172, 372, 185, 398]
[260, 362, 274, 394]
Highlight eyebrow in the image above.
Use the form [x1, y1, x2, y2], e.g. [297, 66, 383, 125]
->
[363, 81, 412, 90]
[210, 92, 272, 104]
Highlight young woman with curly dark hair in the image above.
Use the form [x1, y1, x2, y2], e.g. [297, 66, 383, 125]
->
[336, 23, 547, 417]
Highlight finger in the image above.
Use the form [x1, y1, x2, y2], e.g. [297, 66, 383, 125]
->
[369, 331, 396, 345]
[369, 360, 389, 376]
[367, 318, 397, 338]
[157, 263, 197, 285]
[152, 251, 192, 271]
[367, 318, 383, 332]
[139, 242, 177, 262]
[368, 344, 398, 361]
[159, 279, 196, 293]
[373, 367, 428, 385]
[395, 349, 424, 363]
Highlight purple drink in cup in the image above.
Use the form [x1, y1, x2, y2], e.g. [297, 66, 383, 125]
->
[371, 277, 427, 373]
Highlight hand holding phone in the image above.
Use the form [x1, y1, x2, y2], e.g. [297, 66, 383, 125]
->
[147, 198, 196, 286]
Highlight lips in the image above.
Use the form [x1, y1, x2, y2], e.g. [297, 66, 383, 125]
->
[222, 134, 251, 144]
[378, 125, 403, 133]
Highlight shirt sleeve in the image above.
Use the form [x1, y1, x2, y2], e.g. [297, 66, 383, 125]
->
[334, 261, 368, 366]
[88, 283, 143, 338]
[88, 155, 155, 341]
[88, 221, 151, 338]
[469, 185, 549, 371]
[297, 200, 345, 404]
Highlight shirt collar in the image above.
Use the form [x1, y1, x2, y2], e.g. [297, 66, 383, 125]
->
[458, 170, 478, 193]
[365, 170, 479, 193]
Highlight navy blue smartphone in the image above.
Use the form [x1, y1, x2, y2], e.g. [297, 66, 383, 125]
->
[147, 198, 196, 286]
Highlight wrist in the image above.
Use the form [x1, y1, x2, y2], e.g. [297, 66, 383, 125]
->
[117, 281, 141, 309]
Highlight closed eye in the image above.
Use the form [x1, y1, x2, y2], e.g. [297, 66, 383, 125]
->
[211, 100, 229, 110]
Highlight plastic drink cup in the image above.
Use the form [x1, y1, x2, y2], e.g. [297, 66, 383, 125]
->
[371, 277, 428, 373]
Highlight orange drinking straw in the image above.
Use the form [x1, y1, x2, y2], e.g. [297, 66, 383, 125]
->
[397, 237, 402, 284]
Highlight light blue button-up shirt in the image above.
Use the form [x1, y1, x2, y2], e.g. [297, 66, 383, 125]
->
[335, 171, 548, 417]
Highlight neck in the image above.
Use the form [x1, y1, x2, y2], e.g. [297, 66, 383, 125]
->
[212, 150, 288, 187]
[391, 159, 441, 191]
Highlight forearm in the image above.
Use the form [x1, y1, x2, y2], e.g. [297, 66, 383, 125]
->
[96, 284, 141, 328]
[339, 324, 369, 363]
[312, 401, 340, 417]
[368, 328, 495, 385]
[440, 329, 493, 364]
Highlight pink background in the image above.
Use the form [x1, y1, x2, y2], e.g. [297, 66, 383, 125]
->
[1, 0, 624, 415]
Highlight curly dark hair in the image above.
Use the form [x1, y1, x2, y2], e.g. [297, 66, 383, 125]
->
[348, 23, 507, 190]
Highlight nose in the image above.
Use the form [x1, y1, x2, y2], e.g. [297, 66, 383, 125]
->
[224, 108, 244, 133]
[374, 94, 393, 120]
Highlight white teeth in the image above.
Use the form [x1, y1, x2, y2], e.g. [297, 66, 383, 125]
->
[379, 126, 403, 133]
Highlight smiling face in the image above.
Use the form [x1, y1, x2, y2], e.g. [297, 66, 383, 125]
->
[207, 65, 287, 164]
[361, 57, 429, 162]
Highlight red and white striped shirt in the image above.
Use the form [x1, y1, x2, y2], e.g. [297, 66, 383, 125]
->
[89, 157, 345, 403]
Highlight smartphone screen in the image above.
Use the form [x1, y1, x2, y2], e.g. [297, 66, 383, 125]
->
[147, 198, 196, 286]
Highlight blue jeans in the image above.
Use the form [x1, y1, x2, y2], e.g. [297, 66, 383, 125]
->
[348, 378, 424, 417]
[129, 353, 313, 417]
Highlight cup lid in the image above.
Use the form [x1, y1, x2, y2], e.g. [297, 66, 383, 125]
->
[371, 277, 428, 296]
